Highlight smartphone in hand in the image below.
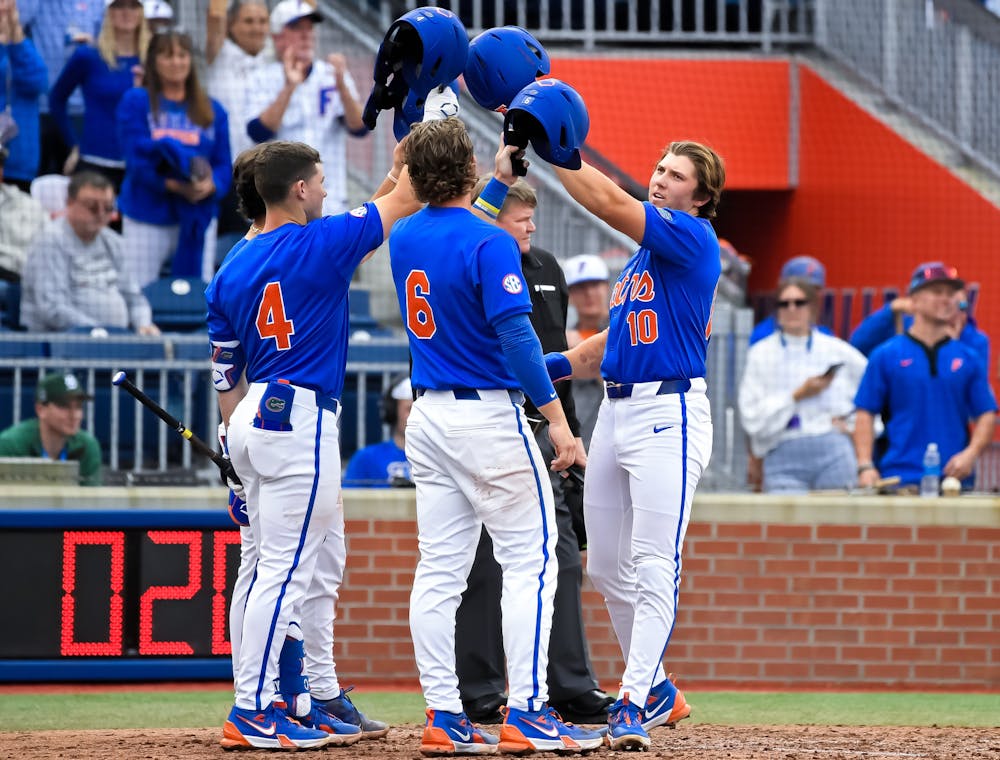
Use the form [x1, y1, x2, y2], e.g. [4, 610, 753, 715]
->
[822, 362, 844, 378]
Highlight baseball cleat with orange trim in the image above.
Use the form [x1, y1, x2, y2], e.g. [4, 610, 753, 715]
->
[499, 704, 604, 754]
[641, 673, 691, 731]
[220, 703, 332, 750]
[420, 708, 499, 756]
[607, 693, 650, 751]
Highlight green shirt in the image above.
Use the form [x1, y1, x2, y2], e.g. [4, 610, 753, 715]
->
[0, 419, 103, 486]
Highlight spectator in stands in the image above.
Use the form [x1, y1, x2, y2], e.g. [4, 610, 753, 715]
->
[342, 375, 413, 488]
[564, 253, 610, 450]
[117, 30, 231, 288]
[850, 282, 989, 368]
[0, 143, 48, 282]
[738, 276, 867, 493]
[245, 0, 366, 214]
[205, 0, 272, 263]
[17, 0, 103, 176]
[21, 171, 159, 334]
[49, 0, 151, 190]
[0, 371, 102, 485]
[854, 262, 997, 492]
[142, 0, 173, 34]
[0, 0, 47, 191]
[749, 255, 833, 345]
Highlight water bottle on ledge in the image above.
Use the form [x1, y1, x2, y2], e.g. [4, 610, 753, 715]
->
[920, 443, 940, 498]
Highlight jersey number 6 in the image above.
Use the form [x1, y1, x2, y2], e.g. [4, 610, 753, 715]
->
[405, 270, 437, 339]
[256, 281, 295, 350]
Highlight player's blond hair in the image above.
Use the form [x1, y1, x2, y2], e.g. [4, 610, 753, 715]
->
[97, 2, 152, 70]
[471, 175, 537, 216]
[404, 119, 477, 206]
[661, 141, 725, 220]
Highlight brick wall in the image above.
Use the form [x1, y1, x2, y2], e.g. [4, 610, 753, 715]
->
[339, 492, 1000, 690]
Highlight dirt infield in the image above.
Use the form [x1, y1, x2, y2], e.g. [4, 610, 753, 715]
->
[2, 724, 998, 759]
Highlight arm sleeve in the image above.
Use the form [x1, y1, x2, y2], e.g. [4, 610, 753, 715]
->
[48, 48, 88, 148]
[495, 312, 559, 410]
[8, 39, 48, 96]
[849, 304, 896, 357]
[737, 342, 799, 457]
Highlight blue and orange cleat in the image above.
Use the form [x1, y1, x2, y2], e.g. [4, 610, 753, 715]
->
[220, 703, 332, 750]
[499, 704, 604, 754]
[314, 686, 390, 739]
[641, 673, 691, 731]
[607, 693, 650, 751]
[420, 708, 499, 756]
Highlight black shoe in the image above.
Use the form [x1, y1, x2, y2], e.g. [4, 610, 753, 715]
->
[462, 693, 507, 724]
[550, 689, 615, 724]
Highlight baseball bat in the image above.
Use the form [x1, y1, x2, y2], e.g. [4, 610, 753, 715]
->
[111, 370, 241, 486]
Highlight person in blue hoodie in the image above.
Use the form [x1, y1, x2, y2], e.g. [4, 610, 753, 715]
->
[116, 29, 230, 289]
[49, 0, 151, 190]
[0, 0, 47, 191]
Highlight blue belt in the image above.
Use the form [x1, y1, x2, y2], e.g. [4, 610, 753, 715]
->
[605, 379, 692, 399]
[416, 388, 525, 404]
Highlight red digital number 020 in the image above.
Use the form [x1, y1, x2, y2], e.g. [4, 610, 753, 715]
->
[59, 530, 241, 657]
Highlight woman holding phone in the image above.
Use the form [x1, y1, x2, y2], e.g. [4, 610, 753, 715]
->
[738, 276, 868, 492]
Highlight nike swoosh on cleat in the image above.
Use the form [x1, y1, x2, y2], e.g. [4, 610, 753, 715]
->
[450, 728, 472, 741]
[237, 716, 277, 736]
[644, 699, 671, 720]
[519, 718, 560, 738]
[653, 425, 673, 433]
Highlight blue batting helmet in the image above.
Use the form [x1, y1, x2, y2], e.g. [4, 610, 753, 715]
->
[503, 79, 589, 170]
[363, 7, 468, 131]
[465, 26, 550, 112]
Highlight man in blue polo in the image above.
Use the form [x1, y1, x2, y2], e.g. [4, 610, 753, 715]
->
[853, 262, 996, 492]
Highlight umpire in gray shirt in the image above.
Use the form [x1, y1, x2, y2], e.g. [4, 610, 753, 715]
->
[22, 171, 159, 335]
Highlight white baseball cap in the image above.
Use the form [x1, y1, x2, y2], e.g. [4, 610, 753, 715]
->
[270, 0, 324, 34]
[390, 377, 412, 401]
[142, 0, 173, 19]
[563, 254, 610, 287]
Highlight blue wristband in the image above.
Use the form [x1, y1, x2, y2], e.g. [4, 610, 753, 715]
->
[544, 352, 573, 382]
[472, 178, 509, 219]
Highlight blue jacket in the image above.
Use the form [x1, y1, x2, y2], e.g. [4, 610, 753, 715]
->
[0, 40, 48, 182]
[49, 45, 139, 164]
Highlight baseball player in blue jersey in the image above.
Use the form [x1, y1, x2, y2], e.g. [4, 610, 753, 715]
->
[544, 139, 726, 751]
[389, 118, 604, 757]
[208, 139, 419, 750]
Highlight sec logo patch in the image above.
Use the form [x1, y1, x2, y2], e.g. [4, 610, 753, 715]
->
[349, 206, 368, 217]
[502, 274, 524, 294]
[657, 207, 673, 221]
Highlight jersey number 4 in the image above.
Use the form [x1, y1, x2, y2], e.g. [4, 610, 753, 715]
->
[405, 270, 437, 339]
[256, 282, 295, 350]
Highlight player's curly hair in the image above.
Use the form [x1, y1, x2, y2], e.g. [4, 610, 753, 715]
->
[404, 119, 477, 206]
[232, 145, 266, 222]
[662, 141, 726, 220]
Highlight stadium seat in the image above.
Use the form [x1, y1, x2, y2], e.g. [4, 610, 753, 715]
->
[48, 337, 166, 361]
[143, 277, 208, 332]
[29, 174, 70, 218]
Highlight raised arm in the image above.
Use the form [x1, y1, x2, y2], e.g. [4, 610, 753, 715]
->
[205, 0, 228, 65]
[554, 162, 646, 245]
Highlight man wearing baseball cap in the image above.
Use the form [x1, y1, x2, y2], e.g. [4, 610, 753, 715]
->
[0, 372, 103, 485]
[853, 262, 996, 493]
[748, 255, 834, 345]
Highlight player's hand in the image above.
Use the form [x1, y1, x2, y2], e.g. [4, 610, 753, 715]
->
[792, 373, 833, 402]
[943, 449, 975, 480]
[572, 437, 587, 469]
[857, 466, 880, 490]
[547, 419, 575, 472]
[326, 52, 347, 78]
[422, 84, 459, 121]
[494, 139, 526, 186]
[391, 134, 407, 175]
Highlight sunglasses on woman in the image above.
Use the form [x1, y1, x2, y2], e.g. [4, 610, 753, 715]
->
[777, 298, 810, 309]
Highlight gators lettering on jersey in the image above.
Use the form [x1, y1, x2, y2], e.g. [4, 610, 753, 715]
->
[389, 206, 532, 390]
[601, 203, 721, 384]
[205, 205, 384, 397]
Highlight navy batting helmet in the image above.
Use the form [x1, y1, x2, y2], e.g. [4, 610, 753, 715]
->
[503, 78, 589, 170]
[363, 7, 468, 131]
[465, 26, 550, 112]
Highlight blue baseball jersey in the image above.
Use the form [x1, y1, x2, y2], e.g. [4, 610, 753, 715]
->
[601, 203, 721, 383]
[854, 334, 997, 486]
[206, 205, 384, 397]
[389, 206, 532, 390]
[343, 440, 410, 488]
